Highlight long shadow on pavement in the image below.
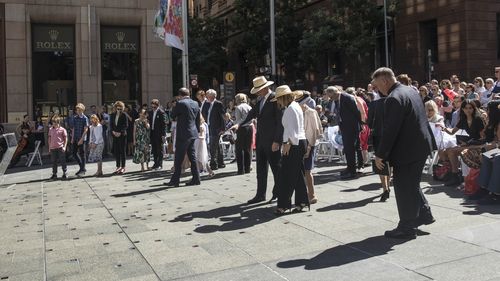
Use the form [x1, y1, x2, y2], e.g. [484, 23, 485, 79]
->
[169, 201, 279, 233]
[340, 183, 383, 193]
[316, 195, 381, 212]
[276, 235, 410, 269]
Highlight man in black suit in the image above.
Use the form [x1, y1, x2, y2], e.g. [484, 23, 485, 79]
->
[164, 88, 201, 187]
[148, 99, 166, 170]
[231, 76, 284, 204]
[325, 86, 362, 179]
[373, 67, 435, 239]
[206, 89, 226, 170]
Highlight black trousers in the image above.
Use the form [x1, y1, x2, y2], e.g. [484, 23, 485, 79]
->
[113, 135, 127, 168]
[51, 148, 67, 175]
[355, 136, 364, 169]
[170, 138, 200, 184]
[72, 143, 86, 171]
[209, 134, 224, 168]
[392, 159, 431, 229]
[341, 128, 358, 173]
[235, 126, 253, 173]
[277, 140, 308, 209]
[255, 143, 281, 199]
[151, 133, 163, 168]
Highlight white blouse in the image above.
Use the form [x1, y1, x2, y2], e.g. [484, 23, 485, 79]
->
[282, 101, 306, 145]
[90, 124, 104, 145]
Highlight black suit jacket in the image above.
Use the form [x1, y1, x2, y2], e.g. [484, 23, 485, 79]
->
[171, 97, 200, 142]
[201, 100, 210, 121]
[339, 93, 361, 133]
[241, 93, 284, 148]
[148, 109, 166, 138]
[110, 112, 128, 136]
[367, 97, 386, 137]
[376, 83, 434, 165]
[207, 100, 225, 135]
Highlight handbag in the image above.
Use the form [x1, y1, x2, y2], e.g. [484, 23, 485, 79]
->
[461, 148, 482, 169]
[372, 159, 390, 176]
[456, 135, 471, 145]
[432, 161, 451, 181]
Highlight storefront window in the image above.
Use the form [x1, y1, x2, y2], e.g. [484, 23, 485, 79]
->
[101, 26, 140, 106]
[32, 24, 75, 119]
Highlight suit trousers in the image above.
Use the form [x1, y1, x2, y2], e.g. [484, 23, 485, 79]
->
[151, 133, 163, 168]
[51, 148, 67, 175]
[392, 159, 430, 229]
[72, 143, 86, 171]
[209, 134, 224, 168]
[170, 138, 200, 184]
[341, 128, 358, 173]
[235, 126, 253, 173]
[255, 143, 281, 199]
[277, 140, 308, 209]
[113, 135, 127, 168]
[480, 154, 500, 193]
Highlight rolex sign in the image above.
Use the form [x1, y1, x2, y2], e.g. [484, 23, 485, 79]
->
[33, 25, 74, 52]
[101, 27, 139, 53]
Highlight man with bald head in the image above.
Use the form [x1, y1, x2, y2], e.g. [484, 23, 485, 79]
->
[373, 67, 435, 239]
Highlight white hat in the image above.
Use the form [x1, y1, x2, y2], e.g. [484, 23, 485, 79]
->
[250, 76, 274, 94]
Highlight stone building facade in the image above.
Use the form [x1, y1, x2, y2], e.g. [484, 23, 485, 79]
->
[0, 0, 173, 124]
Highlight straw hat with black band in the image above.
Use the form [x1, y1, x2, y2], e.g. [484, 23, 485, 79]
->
[271, 86, 304, 102]
[250, 76, 274, 95]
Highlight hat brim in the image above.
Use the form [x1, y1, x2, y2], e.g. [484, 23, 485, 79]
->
[250, 81, 274, 94]
[270, 91, 300, 102]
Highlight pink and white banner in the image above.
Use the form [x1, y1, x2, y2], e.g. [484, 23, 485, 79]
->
[153, 0, 184, 51]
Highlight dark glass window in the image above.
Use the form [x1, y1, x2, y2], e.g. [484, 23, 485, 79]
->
[32, 24, 75, 118]
[420, 19, 438, 63]
[101, 27, 140, 105]
[497, 13, 500, 59]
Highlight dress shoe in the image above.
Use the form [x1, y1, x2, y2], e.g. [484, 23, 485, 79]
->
[185, 181, 201, 186]
[218, 164, 226, 169]
[247, 196, 266, 204]
[340, 172, 358, 180]
[467, 188, 489, 200]
[268, 195, 277, 204]
[444, 173, 461, 186]
[237, 171, 245, 175]
[415, 213, 435, 227]
[380, 190, 390, 202]
[478, 194, 500, 205]
[384, 228, 417, 239]
[49, 174, 57, 180]
[163, 181, 179, 187]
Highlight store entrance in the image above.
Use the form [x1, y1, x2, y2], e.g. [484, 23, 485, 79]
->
[32, 24, 75, 120]
[101, 26, 141, 107]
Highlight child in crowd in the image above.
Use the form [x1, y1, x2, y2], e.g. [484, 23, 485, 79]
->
[195, 115, 214, 177]
[88, 114, 104, 176]
[48, 117, 68, 180]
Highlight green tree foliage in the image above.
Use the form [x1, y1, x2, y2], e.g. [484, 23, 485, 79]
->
[188, 16, 227, 88]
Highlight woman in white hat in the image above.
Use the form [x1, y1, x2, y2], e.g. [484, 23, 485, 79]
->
[273, 85, 309, 215]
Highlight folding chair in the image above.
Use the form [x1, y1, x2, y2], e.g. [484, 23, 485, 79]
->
[26, 140, 43, 167]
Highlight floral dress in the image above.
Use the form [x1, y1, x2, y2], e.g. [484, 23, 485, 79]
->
[133, 119, 151, 164]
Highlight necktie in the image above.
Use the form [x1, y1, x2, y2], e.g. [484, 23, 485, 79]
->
[259, 97, 266, 112]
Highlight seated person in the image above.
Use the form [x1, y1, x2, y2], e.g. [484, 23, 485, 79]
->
[426, 100, 457, 159]
[469, 101, 500, 201]
[440, 100, 485, 186]
[9, 124, 36, 168]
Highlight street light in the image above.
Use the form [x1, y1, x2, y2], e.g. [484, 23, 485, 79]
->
[270, 0, 276, 80]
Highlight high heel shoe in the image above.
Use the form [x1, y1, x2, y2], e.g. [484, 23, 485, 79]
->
[274, 208, 290, 216]
[380, 189, 390, 202]
[292, 203, 310, 213]
[268, 195, 277, 204]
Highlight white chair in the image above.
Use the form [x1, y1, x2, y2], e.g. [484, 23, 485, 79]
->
[219, 132, 235, 160]
[26, 140, 43, 167]
[316, 126, 344, 163]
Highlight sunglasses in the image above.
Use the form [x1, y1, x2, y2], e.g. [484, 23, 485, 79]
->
[117, 108, 123, 111]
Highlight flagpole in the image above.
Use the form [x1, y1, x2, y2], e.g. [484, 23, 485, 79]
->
[270, 0, 276, 80]
[182, 0, 189, 87]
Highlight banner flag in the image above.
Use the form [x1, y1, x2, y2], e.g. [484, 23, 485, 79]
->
[153, 0, 184, 51]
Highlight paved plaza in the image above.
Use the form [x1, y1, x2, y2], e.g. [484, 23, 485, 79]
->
[1, 159, 500, 281]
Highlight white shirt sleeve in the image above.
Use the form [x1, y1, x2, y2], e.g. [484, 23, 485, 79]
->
[282, 103, 304, 145]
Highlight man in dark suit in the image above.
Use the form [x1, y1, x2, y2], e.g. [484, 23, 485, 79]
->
[148, 99, 166, 170]
[374, 67, 435, 239]
[206, 89, 226, 170]
[231, 76, 284, 204]
[325, 86, 362, 179]
[164, 88, 201, 187]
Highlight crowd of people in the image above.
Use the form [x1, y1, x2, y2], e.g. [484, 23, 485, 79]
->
[3, 65, 500, 239]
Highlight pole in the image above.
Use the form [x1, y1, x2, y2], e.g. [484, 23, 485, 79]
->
[182, 0, 189, 87]
[270, 0, 276, 80]
[383, 0, 389, 67]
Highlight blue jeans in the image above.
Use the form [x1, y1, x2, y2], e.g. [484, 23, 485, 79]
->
[479, 154, 500, 193]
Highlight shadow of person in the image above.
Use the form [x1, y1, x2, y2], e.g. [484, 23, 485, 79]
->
[277, 235, 410, 270]
[169, 201, 269, 223]
[316, 195, 381, 212]
[340, 183, 382, 193]
[194, 206, 277, 234]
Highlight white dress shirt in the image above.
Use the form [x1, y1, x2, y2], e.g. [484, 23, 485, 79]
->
[282, 101, 306, 145]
